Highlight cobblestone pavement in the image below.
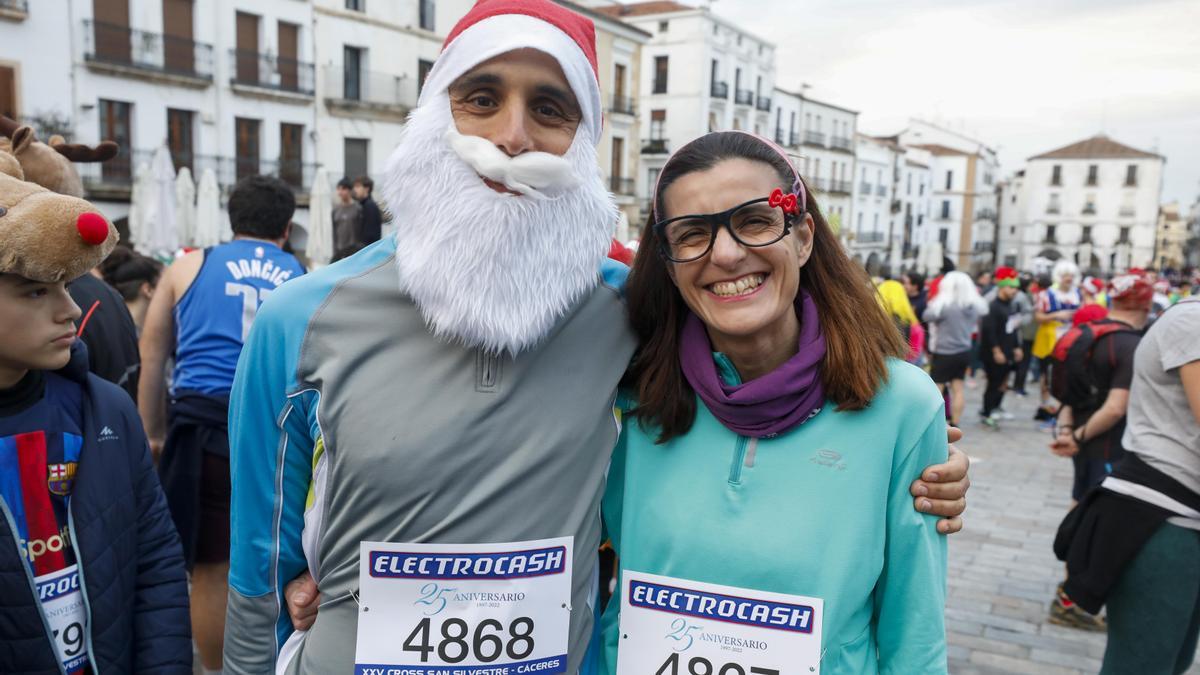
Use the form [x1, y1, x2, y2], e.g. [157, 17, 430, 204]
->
[948, 378, 1199, 675]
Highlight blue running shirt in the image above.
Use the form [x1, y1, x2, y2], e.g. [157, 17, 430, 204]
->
[173, 240, 305, 396]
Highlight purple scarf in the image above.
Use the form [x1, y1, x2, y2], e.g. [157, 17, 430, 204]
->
[679, 290, 827, 438]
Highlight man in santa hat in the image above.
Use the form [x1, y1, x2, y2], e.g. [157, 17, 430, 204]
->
[223, 1, 971, 672]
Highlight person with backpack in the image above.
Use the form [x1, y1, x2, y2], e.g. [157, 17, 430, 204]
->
[1033, 261, 1082, 419]
[1046, 272, 1153, 630]
[1053, 295, 1200, 672]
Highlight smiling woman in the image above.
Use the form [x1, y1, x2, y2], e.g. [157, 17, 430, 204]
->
[601, 131, 951, 674]
[628, 132, 907, 439]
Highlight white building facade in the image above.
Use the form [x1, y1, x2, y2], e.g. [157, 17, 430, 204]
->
[849, 134, 894, 273]
[789, 93, 857, 233]
[995, 171, 1026, 269]
[312, 0, 446, 193]
[898, 120, 999, 274]
[2, 0, 324, 231]
[591, 1, 775, 218]
[1014, 135, 1165, 274]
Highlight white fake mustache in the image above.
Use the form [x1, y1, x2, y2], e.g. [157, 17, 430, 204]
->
[445, 127, 580, 199]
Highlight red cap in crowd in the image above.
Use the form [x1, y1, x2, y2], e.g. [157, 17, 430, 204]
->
[1073, 303, 1109, 326]
[1109, 273, 1154, 308]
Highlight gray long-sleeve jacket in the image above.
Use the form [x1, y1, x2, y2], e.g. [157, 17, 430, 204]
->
[222, 237, 637, 674]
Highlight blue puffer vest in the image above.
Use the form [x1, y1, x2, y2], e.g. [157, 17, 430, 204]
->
[0, 343, 192, 673]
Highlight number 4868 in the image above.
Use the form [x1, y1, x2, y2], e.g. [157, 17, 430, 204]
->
[656, 653, 780, 675]
[402, 617, 535, 664]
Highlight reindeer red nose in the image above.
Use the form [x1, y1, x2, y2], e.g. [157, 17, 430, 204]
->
[76, 212, 109, 246]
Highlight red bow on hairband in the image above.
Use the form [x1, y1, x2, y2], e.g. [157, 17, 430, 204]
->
[768, 188, 800, 215]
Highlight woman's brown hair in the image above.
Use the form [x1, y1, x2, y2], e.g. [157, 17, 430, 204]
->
[625, 132, 906, 443]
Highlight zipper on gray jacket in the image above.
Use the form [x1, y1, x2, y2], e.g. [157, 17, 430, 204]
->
[2, 497, 69, 675]
[476, 350, 502, 393]
[67, 503, 98, 675]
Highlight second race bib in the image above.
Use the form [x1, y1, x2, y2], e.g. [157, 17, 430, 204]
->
[616, 571, 823, 675]
[36, 564, 89, 673]
[354, 537, 573, 675]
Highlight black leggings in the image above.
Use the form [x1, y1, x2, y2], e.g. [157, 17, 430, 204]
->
[983, 360, 1011, 416]
[1012, 339, 1035, 392]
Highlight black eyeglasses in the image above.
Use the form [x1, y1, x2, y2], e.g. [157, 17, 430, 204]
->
[653, 196, 798, 263]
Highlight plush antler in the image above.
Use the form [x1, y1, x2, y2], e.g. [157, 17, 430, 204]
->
[1, 114, 119, 163]
[0, 115, 19, 139]
[53, 140, 119, 163]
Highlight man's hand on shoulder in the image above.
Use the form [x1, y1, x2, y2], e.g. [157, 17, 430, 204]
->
[910, 426, 969, 534]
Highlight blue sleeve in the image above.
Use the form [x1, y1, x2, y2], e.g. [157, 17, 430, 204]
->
[223, 282, 320, 673]
[600, 258, 630, 298]
[874, 406, 949, 674]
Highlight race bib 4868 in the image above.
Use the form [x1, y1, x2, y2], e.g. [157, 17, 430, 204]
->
[354, 537, 573, 675]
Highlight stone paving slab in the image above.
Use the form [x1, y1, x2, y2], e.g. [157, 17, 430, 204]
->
[947, 380, 1199, 674]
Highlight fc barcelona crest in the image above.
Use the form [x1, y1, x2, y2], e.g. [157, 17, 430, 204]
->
[47, 462, 77, 496]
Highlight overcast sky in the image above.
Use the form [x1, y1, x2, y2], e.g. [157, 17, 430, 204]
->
[701, 0, 1200, 205]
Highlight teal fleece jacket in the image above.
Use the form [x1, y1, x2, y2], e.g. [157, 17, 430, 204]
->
[600, 358, 948, 674]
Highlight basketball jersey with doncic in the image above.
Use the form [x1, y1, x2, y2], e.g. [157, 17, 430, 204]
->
[173, 240, 305, 396]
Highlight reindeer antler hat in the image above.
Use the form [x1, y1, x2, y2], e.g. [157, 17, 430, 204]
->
[0, 118, 118, 282]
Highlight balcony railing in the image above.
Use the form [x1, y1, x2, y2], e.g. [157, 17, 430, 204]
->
[642, 138, 669, 154]
[975, 208, 996, 221]
[83, 19, 214, 81]
[774, 128, 786, 145]
[0, 0, 28, 19]
[1119, 206, 1136, 217]
[609, 176, 635, 196]
[973, 241, 994, 252]
[609, 95, 635, 116]
[831, 180, 853, 194]
[859, 182, 871, 195]
[804, 131, 825, 147]
[710, 81, 729, 99]
[875, 184, 887, 197]
[230, 50, 314, 95]
[1081, 205, 1097, 215]
[830, 135, 853, 152]
[1046, 205, 1061, 215]
[789, 131, 800, 147]
[79, 150, 319, 196]
[857, 231, 885, 243]
[1042, 234, 1058, 244]
[755, 96, 771, 112]
[323, 65, 417, 110]
[734, 89, 754, 105]
[810, 177, 830, 192]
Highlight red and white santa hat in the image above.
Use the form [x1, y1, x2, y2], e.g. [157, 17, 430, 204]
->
[419, 0, 602, 146]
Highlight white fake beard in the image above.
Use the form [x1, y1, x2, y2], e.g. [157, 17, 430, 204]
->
[381, 94, 618, 355]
